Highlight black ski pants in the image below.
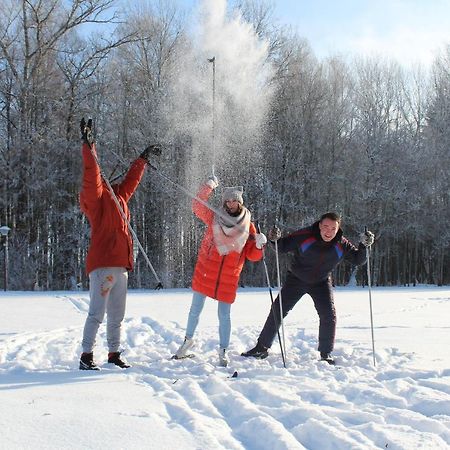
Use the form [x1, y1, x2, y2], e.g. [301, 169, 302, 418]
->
[258, 272, 337, 354]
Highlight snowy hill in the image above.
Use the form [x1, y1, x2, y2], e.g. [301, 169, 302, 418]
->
[1, 287, 449, 449]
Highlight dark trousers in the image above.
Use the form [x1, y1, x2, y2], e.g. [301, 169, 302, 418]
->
[258, 272, 336, 354]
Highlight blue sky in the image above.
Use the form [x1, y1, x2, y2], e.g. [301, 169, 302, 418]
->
[178, 0, 450, 68]
[271, 0, 450, 67]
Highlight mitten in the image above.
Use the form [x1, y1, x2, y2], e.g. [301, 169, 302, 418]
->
[206, 175, 219, 189]
[360, 230, 375, 247]
[268, 226, 281, 241]
[255, 233, 267, 249]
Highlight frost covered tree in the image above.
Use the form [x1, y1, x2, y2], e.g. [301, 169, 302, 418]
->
[0, 0, 134, 289]
[0, 0, 448, 289]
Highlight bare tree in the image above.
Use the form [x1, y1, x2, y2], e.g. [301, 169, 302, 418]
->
[0, 0, 133, 289]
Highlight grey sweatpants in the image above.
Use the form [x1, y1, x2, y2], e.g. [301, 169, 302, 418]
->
[81, 267, 128, 353]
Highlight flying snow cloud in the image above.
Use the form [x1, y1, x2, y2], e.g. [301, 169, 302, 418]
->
[165, 0, 274, 178]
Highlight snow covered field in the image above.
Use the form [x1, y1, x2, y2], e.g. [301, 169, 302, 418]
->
[0, 286, 449, 450]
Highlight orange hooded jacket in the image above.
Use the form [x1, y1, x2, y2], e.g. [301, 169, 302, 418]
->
[79, 143, 146, 274]
[191, 183, 263, 303]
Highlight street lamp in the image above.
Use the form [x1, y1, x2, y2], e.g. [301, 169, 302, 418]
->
[0, 225, 11, 291]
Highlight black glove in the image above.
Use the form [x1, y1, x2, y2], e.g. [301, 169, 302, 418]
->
[80, 118, 94, 145]
[140, 144, 161, 163]
[268, 226, 281, 241]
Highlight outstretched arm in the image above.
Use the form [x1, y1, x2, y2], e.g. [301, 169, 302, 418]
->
[116, 157, 147, 202]
[80, 143, 103, 212]
[343, 230, 374, 266]
[268, 227, 305, 254]
[343, 239, 367, 266]
[192, 177, 218, 224]
[117, 144, 161, 202]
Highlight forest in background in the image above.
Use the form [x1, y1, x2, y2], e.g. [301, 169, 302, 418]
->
[1, 0, 449, 290]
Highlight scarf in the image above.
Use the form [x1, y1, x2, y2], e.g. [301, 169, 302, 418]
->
[212, 206, 251, 256]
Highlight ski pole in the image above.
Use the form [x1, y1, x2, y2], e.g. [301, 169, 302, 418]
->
[365, 226, 376, 366]
[149, 166, 255, 232]
[109, 148, 253, 234]
[109, 148, 252, 238]
[84, 134, 163, 289]
[108, 146, 248, 230]
[274, 222, 287, 361]
[256, 222, 286, 367]
[208, 56, 216, 177]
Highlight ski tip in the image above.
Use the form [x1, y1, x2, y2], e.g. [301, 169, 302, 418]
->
[171, 354, 195, 360]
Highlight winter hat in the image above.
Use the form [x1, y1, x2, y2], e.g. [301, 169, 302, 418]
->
[222, 186, 244, 205]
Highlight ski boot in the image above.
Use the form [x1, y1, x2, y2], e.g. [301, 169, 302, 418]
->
[241, 342, 269, 359]
[218, 348, 229, 367]
[79, 352, 100, 370]
[320, 352, 335, 365]
[108, 351, 131, 368]
[173, 337, 195, 360]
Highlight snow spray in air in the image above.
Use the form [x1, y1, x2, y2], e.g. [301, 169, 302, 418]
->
[164, 0, 275, 184]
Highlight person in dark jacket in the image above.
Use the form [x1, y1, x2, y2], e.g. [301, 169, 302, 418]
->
[78, 118, 159, 370]
[242, 212, 374, 364]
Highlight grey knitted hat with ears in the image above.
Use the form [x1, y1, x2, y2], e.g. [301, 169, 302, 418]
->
[222, 186, 244, 205]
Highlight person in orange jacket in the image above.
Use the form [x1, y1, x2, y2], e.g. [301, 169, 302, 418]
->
[78, 119, 159, 370]
[174, 176, 267, 366]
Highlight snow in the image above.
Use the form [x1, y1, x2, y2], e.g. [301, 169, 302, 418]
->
[1, 286, 449, 450]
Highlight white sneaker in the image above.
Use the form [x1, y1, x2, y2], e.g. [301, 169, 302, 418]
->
[175, 337, 195, 358]
[218, 348, 229, 367]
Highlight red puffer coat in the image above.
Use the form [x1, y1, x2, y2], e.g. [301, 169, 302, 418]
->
[191, 184, 263, 303]
[79, 143, 146, 274]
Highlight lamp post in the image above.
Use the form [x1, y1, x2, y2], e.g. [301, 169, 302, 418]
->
[0, 225, 11, 291]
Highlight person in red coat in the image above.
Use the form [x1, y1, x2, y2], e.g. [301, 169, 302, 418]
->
[78, 119, 158, 370]
[174, 176, 267, 366]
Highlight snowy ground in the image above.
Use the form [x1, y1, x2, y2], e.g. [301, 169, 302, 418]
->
[0, 286, 449, 450]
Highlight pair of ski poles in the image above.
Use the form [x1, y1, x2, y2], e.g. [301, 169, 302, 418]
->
[258, 224, 376, 368]
[256, 221, 287, 368]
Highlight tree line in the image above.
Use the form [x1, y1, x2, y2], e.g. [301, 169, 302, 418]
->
[1, 0, 449, 290]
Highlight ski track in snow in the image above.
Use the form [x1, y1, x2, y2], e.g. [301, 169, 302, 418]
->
[56, 294, 90, 314]
[1, 294, 449, 450]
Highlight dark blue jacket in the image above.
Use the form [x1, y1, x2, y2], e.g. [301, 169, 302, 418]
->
[274, 221, 366, 284]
